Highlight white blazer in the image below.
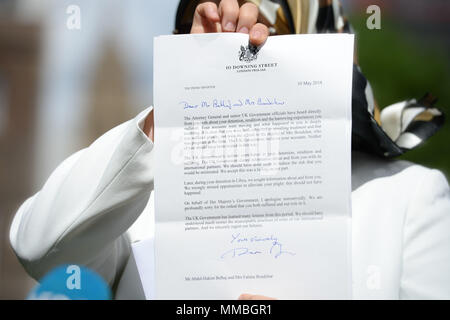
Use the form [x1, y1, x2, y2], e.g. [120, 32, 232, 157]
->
[9, 108, 450, 299]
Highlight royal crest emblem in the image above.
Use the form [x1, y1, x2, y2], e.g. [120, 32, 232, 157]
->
[238, 44, 259, 63]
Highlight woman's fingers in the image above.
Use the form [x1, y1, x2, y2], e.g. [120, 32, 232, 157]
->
[218, 0, 240, 32]
[249, 23, 269, 46]
[191, 2, 220, 34]
[191, 0, 270, 46]
[236, 2, 258, 34]
[238, 293, 276, 300]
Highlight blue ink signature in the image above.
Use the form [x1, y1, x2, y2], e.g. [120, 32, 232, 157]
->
[231, 232, 278, 244]
[180, 97, 285, 110]
[221, 233, 296, 260]
[269, 240, 296, 259]
[220, 247, 262, 259]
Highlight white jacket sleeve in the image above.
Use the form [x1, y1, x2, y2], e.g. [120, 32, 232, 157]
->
[9, 107, 154, 288]
[401, 169, 450, 299]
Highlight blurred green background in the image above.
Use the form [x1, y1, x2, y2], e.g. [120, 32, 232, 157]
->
[348, 13, 450, 179]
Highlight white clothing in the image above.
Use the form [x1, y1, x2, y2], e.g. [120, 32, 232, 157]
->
[9, 108, 450, 299]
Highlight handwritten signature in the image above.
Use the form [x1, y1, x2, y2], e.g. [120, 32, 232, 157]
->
[180, 97, 285, 110]
[220, 232, 296, 260]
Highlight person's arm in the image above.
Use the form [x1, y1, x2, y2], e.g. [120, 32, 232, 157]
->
[400, 169, 450, 299]
[9, 108, 154, 288]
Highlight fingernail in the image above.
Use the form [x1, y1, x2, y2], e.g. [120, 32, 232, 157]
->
[251, 30, 261, 39]
[238, 26, 249, 34]
[207, 8, 219, 20]
[224, 21, 235, 31]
